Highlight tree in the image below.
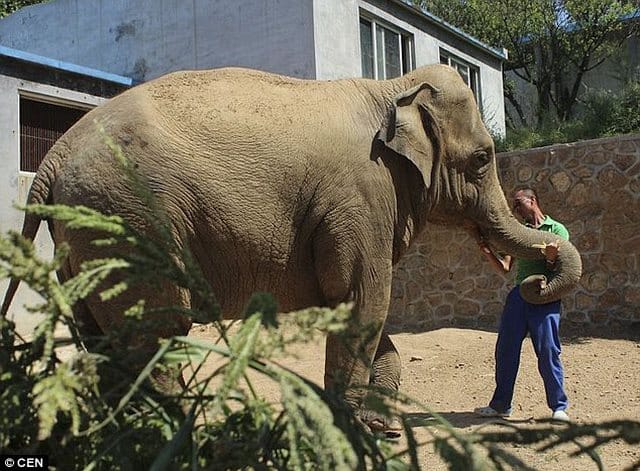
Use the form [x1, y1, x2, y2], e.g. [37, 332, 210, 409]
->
[417, 0, 640, 127]
[0, 0, 45, 18]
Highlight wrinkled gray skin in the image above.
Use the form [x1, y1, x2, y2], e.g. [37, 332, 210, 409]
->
[1, 65, 581, 428]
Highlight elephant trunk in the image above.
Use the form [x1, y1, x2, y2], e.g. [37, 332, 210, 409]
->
[482, 211, 582, 304]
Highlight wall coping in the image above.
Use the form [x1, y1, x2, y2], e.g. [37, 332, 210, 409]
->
[497, 133, 640, 158]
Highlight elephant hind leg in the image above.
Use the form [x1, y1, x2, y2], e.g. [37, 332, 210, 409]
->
[83, 281, 192, 403]
[58, 258, 105, 352]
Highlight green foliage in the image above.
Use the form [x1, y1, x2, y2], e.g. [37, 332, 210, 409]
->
[416, 0, 640, 125]
[0, 0, 45, 18]
[494, 79, 640, 151]
[1, 136, 639, 469]
[0, 217, 383, 469]
[604, 80, 640, 134]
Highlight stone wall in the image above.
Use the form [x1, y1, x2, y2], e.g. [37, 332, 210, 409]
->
[388, 134, 640, 331]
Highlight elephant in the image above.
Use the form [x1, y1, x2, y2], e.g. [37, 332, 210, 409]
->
[1, 64, 582, 431]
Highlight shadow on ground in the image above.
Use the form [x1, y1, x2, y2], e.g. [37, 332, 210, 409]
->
[404, 411, 539, 429]
[389, 321, 640, 344]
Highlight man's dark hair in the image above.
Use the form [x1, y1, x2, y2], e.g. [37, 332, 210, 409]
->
[514, 185, 539, 203]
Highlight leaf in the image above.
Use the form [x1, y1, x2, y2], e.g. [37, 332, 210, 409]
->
[162, 345, 206, 365]
[243, 292, 278, 327]
[279, 370, 357, 469]
[215, 313, 263, 405]
[149, 407, 196, 471]
[32, 363, 85, 440]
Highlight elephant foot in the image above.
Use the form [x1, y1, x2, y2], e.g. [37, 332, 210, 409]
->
[359, 409, 403, 440]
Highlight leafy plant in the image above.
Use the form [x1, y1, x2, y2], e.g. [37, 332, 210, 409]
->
[416, 0, 640, 126]
[493, 79, 640, 151]
[0, 0, 46, 18]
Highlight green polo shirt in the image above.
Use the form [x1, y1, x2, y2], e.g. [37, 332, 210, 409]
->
[515, 215, 570, 285]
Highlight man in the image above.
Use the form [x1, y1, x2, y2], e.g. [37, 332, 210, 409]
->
[474, 186, 570, 422]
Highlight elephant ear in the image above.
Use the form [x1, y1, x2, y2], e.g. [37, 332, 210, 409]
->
[379, 82, 441, 190]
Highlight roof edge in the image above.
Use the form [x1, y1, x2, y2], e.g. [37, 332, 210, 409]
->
[390, 0, 509, 61]
[0, 45, 134, 86]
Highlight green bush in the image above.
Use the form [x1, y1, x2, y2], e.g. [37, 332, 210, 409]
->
[495, 81, 640, 152]
[607, 81, 640, 135]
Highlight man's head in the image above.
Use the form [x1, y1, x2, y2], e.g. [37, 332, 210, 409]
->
[512, 186, 542, 224]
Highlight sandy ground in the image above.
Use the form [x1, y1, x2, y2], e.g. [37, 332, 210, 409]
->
[21, 310, 639, 470]
[189, 323, 640, 470]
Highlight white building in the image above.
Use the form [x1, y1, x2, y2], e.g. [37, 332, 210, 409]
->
[0, 0, 507, 128]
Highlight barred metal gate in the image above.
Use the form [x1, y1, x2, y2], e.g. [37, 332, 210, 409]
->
[19, 97, 87, 173]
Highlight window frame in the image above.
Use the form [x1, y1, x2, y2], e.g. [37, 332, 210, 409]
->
[439, 49, 482, 111]
[18, 92, 91, 174]
[360, 13, 415, 80]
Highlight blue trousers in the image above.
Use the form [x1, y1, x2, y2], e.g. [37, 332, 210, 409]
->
[489, 287, 568, 413]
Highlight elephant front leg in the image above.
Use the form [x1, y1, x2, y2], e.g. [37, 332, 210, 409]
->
[321, 267, 396, 433]
[313, 207, 399, 433]
[364, 332, 403, 433]
[371, 332, 401, 392]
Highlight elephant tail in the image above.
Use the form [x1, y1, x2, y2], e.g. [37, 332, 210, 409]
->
[1, 146, 60, 317]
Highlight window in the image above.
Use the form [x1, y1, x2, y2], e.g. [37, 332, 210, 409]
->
[440, 50, 481, 108]
[360, 16, 414, 80]
[20, 97, 88, 173]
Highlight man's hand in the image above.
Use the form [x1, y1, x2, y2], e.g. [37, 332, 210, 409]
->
[532, 241, 559, 264]
[532, 241, 559, 269]
[474, 228, 492, 254]
[544, 242, 559, 264]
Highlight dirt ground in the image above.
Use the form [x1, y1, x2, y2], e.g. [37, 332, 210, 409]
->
[191, 323, 640, 470]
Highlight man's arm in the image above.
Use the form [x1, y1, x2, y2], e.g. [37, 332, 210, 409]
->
[477, 239, 513, 273]
[544, 220, 570, 269]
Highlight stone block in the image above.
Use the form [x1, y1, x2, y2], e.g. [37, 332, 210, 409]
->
[599, 289, 624, 310]
[518, 165, 533, 182]
[575, 292, 597, 310]
[610, 272, 631, 289]
[434, 304, 452, 320]
[589, 311, 610, 325]
[617, 139, 638, 154]
[535, 168, 551, 183]
[583, 150, 608, 165]
[453, 299, 481, 318]
[575, 231, 602, 253]
[630, 175, 640, 193]
[565, 310, 588, 323]
[406, 281, 423, 303]
[613, 154, 637, 172]
[597, 166, 629, 190]
[456, 278, 475, 294]
[581, 272, 608, 293]
[484, 301, 505, 317]
[624, 286, 640, 306]
[550, 171, 571, 192]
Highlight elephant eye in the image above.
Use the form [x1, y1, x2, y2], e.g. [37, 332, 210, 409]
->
[473, 150, 491, 167]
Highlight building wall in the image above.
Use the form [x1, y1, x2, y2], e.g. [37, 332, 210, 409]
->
[0, 0, 317, 81]
[387, 134, 640, 332]
[313, 0, 361, 79]
[0, 0, 506, 133]
[0, 73, 109, 334]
